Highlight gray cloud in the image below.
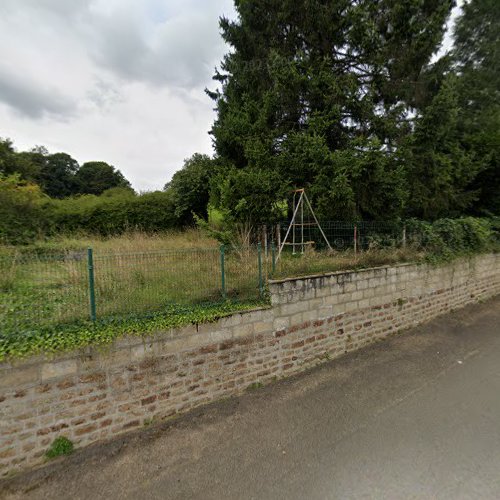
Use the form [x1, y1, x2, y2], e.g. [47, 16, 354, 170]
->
[83, 3, 227, 89]
[0, 0, 231, 118]
[86, 79, 124, 110]
[0, 0, 236, 190]
[0, 68, 76, 119]
[2, 0, 90, 18]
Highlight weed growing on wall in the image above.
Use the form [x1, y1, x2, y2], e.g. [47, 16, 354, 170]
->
[45, 437, 74, 459]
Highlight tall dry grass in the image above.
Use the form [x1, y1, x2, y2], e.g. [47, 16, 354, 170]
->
[15, 228, 219, 254]
[1, 229, 425, 336]
[0, 230, 260, 333]
[272, 246, 424, 279]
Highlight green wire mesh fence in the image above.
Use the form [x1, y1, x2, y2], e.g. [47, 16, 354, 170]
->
[0, 246, 266, 337]
[272, 220, 406, 252]
[0, 222, 411, 337]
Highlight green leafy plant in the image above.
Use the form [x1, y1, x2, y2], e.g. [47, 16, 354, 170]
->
[406, 217, 497, 262]
[45, 436, 74, 459]
[247, 381, 263, 391]
[0, 300, 267, 362]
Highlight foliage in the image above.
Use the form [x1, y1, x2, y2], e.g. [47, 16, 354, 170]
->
[47, 189, 178, 235]
[1, 1, 499, 245]
[211, 166, 286, 225]
[307, 138, 408, 220]
[406, 216, 496, 259]
[75, 161, 132, 195]
[0, 138, 132, 199]
[166, 153, 215, 225]
[45, 437, 74, 459]
[0, 216, 497, 362]
[451, 0, 500, 215]
[272, 246, 422, 280]
[0, 139, 41, 181]
[405, 76, 481, 219]
[0, 174, 50, 244]
[0, 236, 261, 346]
[193, 213, 234, 246]
[37, 152, 80, 198]
[208, 0, 454, 222]
[13, 229, 218, 255]
[0, 301, 265, 362]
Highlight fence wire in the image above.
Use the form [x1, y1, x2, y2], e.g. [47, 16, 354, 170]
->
[0, 221, 409, 337]
[0, 246, 263, 336]
[259, 220, 405, 251]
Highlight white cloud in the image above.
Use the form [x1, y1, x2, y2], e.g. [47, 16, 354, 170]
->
[0, 0, 235, 190]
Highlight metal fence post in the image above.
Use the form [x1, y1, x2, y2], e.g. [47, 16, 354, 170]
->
[220, 244, 226, 299]
[354, 225, 358, 255]
[87, 248, 97, 321]
[402, 224, 407, 248]
[271, 242, 276, 275]
[257, 243, 263, 297]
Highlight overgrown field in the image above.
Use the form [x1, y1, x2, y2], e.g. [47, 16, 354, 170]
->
[1, 217, 498, 361]
[0, 230, 421, 333]
[0, 231, 259, 332]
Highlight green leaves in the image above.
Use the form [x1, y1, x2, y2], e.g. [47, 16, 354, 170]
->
[166, 153, 215, 225]
[0, 301, 266, 362]
[45, 437, 74, 459]
[451, 0, 500, 216]
[0, 174, 49, 245]
[406, 217, 496, 259]
[405, 75, 481, 219]
[211, 166, 286, 225]
[75, 162, 132, 196]
[209, 0, 454, 222]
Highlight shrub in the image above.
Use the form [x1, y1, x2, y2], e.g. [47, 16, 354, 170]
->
[0, 174, 50, 244]
[406, 217, 495, 259]
[47, 189, 179, 236]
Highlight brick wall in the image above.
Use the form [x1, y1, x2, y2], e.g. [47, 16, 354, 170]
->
[1, 253, 499, 475]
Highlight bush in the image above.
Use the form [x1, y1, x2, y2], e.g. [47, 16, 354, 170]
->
[406, 217, 495, 259]
[47, 189, 179, 236]
[0, 174, 50, 244]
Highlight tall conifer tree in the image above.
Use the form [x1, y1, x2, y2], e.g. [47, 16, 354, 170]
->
[209, 0, 454, 221]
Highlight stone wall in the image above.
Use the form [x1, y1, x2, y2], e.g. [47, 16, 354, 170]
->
[1, 253, 499, 476]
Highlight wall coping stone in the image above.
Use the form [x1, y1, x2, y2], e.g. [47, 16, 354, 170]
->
[269, 262, 416, 285]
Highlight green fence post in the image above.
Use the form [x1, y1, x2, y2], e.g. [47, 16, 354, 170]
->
[220, 244, 226, 300]
[257, 243, 263, 298]
[87, 248, 97, 321]
[271, 242, 276, 275]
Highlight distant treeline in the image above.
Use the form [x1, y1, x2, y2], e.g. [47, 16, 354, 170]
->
[0, 144, 211, 243]
[0, 139, 132, 198]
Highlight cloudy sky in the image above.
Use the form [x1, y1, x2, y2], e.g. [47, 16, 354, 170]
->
[0, 0, 236, 191]
[0, 0, 461, 192]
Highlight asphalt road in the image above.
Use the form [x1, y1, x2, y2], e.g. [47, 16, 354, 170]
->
[2, 297, 500, 500]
